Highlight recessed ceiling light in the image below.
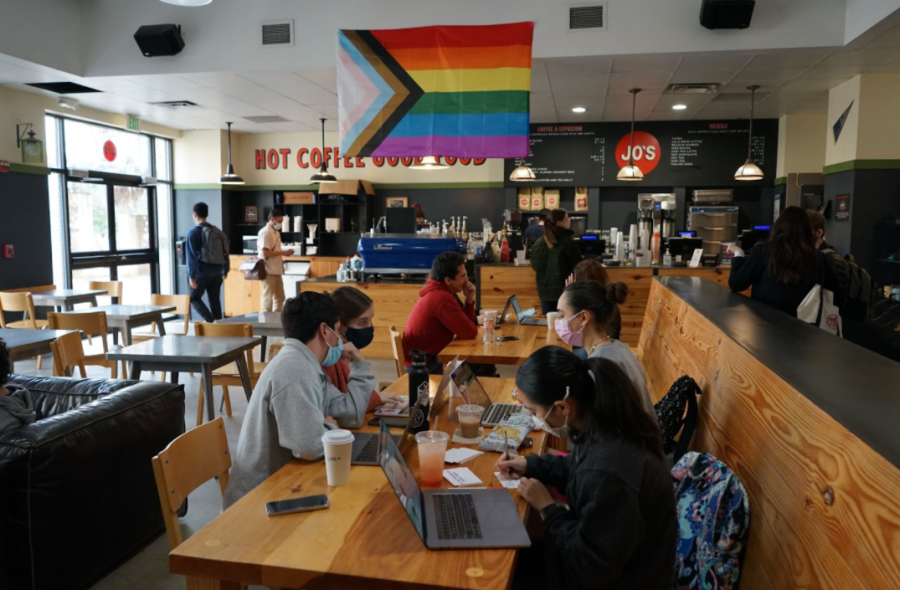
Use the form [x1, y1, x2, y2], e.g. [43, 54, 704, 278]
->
[571, 107, 587, 113]
[672, 104, 688, 111]
[160, 0, 212, 5]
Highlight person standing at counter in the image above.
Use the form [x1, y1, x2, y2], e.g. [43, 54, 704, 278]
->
[530, 209, 583, 314]
[257, 207, 294, 313]
[185, 202, 229, 322]
[523, 208, 550, 240]
[807, 210, 836, 253]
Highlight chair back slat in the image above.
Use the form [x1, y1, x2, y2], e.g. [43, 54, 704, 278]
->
[389, 324, 404, 379]
[0, 292, 39, 328]
[195, 322, 255, 374]
[150, 294, 191, 335]
[50, 331, 87, 377]
[48, 311, 112, 353]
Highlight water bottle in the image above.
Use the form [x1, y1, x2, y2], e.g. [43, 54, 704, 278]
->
[408, 349, 431, 433]
[482, 311, 496, 345]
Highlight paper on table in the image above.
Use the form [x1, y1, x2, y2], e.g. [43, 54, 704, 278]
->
[443, 467, 484, 487]
[494, 472, 521, 489]
[445, 448, 484, 464]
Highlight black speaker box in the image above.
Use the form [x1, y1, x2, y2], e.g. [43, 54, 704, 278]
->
[134, 24, 185, 57]
[699, 0, 755, 30]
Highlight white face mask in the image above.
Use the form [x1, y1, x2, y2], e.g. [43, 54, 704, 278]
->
[272, 221, 282, 230]
[533, 387, 571, 438]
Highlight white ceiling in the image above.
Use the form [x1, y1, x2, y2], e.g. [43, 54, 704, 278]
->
[2, 14, 900, 133]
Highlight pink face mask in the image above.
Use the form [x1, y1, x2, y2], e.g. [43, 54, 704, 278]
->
[555, 314, 584, 347]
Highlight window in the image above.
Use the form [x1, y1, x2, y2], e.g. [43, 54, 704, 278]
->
[63, 119, 152, 177]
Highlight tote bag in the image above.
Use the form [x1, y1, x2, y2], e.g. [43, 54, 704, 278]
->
[797, 263, 842, 337]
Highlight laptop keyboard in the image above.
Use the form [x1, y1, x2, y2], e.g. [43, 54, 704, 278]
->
[354, 436, 379, 463]
[483, 404, 521, 426]
[434, 494, 483, 540]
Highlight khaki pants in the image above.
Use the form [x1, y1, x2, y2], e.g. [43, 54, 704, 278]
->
[261, 274, 285, 312]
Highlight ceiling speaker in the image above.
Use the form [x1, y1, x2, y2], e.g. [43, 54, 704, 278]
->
[699, 0, 755, 30]
[134, 24, 185, 57]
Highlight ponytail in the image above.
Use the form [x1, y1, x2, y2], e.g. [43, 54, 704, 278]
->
[543, 209, 568, 247]
[563, 280, 627, 331]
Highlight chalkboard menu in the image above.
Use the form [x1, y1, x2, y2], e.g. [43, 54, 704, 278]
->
[504, 120, 778, 188]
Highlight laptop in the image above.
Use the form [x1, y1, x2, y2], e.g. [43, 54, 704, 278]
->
[503, 295, 548, 326]
[378, 421, 531, 549]
[351, 393, 426, 465]
[451, 361, 523, 427]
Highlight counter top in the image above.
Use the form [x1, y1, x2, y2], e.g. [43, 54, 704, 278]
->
[303, 276, 427, 285]
[659, 276, 900, 470]
[477, 262, 734, 271]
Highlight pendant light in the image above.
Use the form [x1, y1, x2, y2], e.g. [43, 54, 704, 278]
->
[410, 156, 449, 170]
[509, 163, 536, 182]
[160, 0, 212, 6]
[617, 88, 644, 182]
[219, 122, 244, 185]
[735, 85, 764, 181]
[310, 118, 337, 184]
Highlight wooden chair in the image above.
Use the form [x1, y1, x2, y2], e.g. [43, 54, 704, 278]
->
[0, 291, 49, 369]
[88, 280, 124, 305]
[194, 322, 267, 426]
[389, 324, 404, 379]
[151, 417, 231, 549]
[49, 330, 88, 378]
[132, 294, 191, 341]
[48, 311, 124, 379]
[3, 284, 55, 293]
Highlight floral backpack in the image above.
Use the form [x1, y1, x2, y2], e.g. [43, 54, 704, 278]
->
[671, 452, 750, 590]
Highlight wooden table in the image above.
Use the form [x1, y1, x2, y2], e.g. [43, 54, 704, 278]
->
[218, 311, 283, 360]
[0, 328, 72, 364]
[66, 304, 176, 345]
[30, 289, 107, 311]
[438, 322, 571, 365]
[107, 335, 261, 422]
[169, 375, 546, 590]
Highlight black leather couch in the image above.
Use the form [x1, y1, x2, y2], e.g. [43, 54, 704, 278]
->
[0, 374, 185, 590]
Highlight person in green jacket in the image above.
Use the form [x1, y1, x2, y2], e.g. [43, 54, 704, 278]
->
[530, 209, 583, 313]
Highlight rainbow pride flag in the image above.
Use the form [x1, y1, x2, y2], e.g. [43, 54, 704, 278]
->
[337, 22, 533, 158]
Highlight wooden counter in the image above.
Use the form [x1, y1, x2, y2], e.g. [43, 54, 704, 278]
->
[640, 277, 900, 589]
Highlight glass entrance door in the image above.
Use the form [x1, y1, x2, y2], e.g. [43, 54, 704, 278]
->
[67, 179, 158, 304]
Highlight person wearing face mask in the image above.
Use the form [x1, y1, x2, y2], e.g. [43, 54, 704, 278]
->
[529, 209, 583, 314]
[556, 280, 655, 420]
[224, 292, 375, 508]
[497, 347, 676, 590]
[257, 207, 295, 312]
[325, 287, 406, 411]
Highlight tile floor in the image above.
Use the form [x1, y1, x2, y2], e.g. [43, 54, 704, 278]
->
[11, 345, 518, 590]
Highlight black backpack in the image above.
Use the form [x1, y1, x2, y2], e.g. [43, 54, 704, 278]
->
[654, 376, 702, 463]
[199, 223, 229, 265]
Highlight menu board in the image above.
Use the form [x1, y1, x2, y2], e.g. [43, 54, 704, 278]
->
[504, 120, 778, 188]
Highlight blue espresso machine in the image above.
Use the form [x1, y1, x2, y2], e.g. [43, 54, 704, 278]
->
[358, 234, 466, 275]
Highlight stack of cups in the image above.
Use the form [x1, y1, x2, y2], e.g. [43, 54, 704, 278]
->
[322, 430, 355, 487]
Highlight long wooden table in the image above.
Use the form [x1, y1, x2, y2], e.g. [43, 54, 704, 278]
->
[437, 322, 571, 365]
[169, 375, 545, 590]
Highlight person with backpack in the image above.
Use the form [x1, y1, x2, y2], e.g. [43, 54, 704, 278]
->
[186, 202, 230, 322]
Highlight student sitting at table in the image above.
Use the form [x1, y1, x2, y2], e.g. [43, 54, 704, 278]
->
[498, 348, 676, 590]
[403, 252, 493, 375]
[326, 286, 406, 410]
[0, 338, 36, 435]
[555, 280, 656, 419]
[224, 292, 376, 508]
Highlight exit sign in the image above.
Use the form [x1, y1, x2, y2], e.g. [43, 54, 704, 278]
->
[127, 115, 140, 132]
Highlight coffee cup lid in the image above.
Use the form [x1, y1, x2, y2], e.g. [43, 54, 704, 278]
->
[457, 404, 483, 415]
[322, 429, 354, 444]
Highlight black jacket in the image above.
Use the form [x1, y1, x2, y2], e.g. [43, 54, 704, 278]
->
[525, 436, 676, 590]
[530, 227, 583, 302]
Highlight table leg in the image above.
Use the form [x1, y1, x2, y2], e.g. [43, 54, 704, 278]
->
[129, 361, 143, 381]
[235, 354, 253, 402]
[157, 314, 168, 336]
[169, 371, 180, 385]
[184, 576, 241, 590]
[201, 364, 216, 422]
[260, 335, 268, 362]
[90, 296, 97, 308]
[123, 321, 133, 346]
[64, 302, 73, 311]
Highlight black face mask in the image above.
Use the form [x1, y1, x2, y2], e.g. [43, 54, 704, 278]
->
[344, 326, 375, 350]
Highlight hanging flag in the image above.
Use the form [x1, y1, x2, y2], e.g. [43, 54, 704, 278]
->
[337, 22, 533, 159]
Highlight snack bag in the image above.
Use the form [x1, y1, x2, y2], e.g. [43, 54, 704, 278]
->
[478, 412, 533, 453]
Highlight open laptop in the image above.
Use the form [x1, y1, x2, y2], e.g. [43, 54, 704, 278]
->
[378, 421, 530, 549]
[499, 295, 548, 326]
[451, 361, 523, 427]
[351, 393, 426, 465]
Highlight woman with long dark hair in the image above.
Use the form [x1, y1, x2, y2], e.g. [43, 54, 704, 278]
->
[565, 259, 621, 340]
[499, 347, 675, 590]
[729, 206, 840, 316]
[530, 209, 583, 314]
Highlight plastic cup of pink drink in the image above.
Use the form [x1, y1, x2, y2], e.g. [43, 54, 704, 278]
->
[415, 431, 450, 487]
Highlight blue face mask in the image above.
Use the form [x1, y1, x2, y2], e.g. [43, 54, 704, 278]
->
[345, 326, 375, 350]
[322, 326, 344, 367]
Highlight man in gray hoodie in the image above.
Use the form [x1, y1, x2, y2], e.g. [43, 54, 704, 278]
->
[0, 338, 36, 435]
[224, 292, 376, 508]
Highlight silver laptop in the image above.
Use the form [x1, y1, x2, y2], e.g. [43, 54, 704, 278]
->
[351, 393, 425, 465]
[509, 295, 548, 326]
[451, 361, 523, 427]
[378, 421, 530, 550]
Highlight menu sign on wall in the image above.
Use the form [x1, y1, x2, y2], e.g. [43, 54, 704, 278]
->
[504, 120, 777, 187]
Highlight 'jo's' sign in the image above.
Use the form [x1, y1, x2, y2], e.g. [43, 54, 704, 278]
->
[615, 132, 661, 175]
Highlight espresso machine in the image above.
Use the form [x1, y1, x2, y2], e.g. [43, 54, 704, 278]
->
[638, 194, 677, 238]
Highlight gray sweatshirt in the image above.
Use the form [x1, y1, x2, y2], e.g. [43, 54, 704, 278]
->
[588, 340, 656, 420]
[0, 385, 36, 435]
[223, 339, 375, 508]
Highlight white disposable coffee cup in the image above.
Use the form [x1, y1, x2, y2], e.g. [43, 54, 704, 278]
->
[322, 429, 355, 487]
[546, 312, 559, 338]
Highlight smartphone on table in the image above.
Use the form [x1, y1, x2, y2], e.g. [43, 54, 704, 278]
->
[265, 494, 330, 516]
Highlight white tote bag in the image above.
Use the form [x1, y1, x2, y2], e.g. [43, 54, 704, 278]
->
[798, 282, 842, 337]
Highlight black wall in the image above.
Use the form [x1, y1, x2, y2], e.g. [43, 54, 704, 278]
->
[0, 172, 52, 290]
[373, 187, 510, 230]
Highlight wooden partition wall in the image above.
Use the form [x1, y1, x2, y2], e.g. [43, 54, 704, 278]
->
[640, 277, 900, 589]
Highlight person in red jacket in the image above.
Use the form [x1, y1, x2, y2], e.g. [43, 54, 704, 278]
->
[403, 252, 493, 375]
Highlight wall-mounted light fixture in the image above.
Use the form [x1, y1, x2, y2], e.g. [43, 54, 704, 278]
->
[16, 124, 44, 164]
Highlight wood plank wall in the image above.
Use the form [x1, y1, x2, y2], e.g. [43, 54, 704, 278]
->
[639, 278, 900, 590]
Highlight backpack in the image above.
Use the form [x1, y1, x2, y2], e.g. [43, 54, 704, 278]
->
[200, 223, 229, 265]
[654, 376, 701, 463]
[672, 452, 750, 590]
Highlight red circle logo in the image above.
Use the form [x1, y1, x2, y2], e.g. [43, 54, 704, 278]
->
[615, 131, 661, 175]
[103, 140, 117, 162]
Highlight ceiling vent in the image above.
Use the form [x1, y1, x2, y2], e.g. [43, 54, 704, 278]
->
[151, 100, 198, 108]
[244, 115, 291, 124]
[666, 83, 720, 94]
[262, 20, 294, 46]
[568, 4, 607, 31]
[26, 82, 101, 94]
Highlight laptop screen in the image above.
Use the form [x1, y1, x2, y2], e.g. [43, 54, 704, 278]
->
[379, 421, 425, 541]
[510, 295, 524, 321]
[450, 361, 492, 410]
